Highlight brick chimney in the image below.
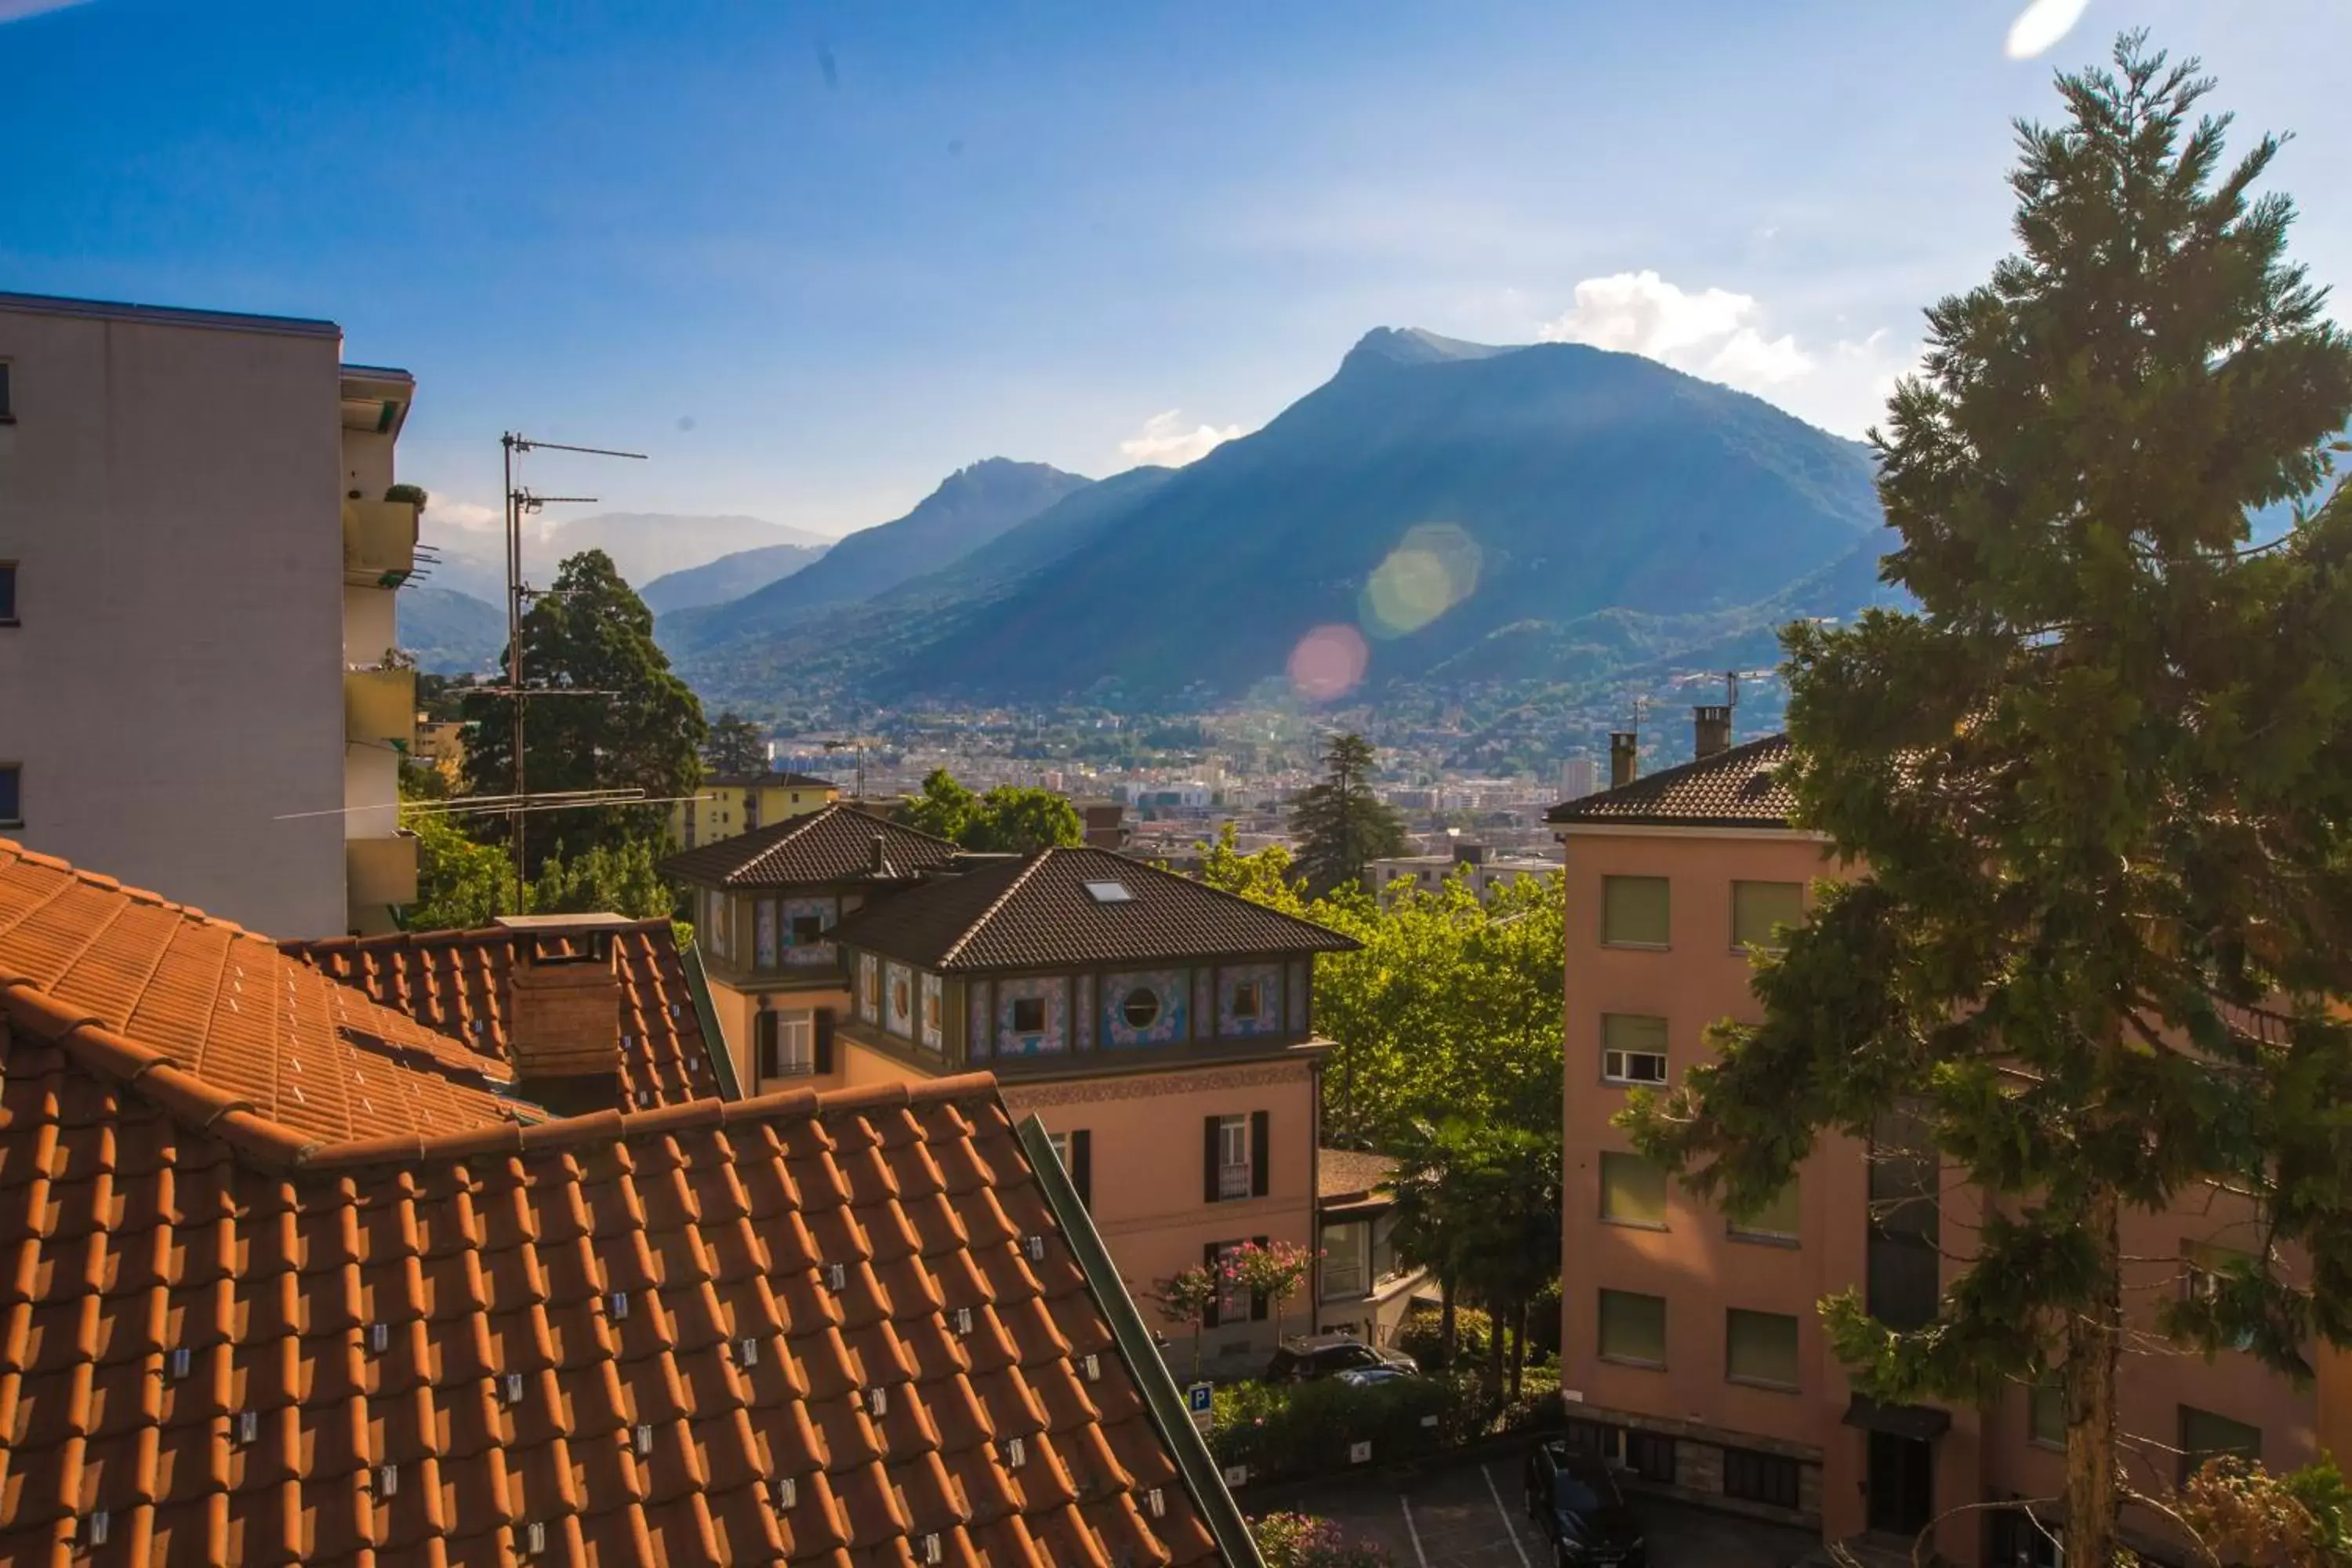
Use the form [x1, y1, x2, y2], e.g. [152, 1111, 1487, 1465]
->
[1609, 731, 1639, 789]
[500, 921, 623, 1085]
[1693, 705, 1733, 760]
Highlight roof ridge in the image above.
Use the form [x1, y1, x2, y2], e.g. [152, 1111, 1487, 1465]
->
[937, 852, 1056, 968]
[281, 914, 674, 957]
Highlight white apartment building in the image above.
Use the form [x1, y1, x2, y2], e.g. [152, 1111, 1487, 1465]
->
[1372, 841, 1557, 898]
[0, 291, 419, 938]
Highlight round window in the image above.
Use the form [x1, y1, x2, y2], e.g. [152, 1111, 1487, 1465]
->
[1121, 987, 1162, 1029]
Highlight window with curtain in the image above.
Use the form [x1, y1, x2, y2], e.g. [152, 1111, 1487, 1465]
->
[1732, 880, 1805, 950]
[1599, 1152, 1668, 1228]
[1601, 877, 1671, 946]
[1598, 1289, 1666, 1367]
[1729, 1178, 1801, 1242]
[2027, 1385, 2063, 1449]
[1321, 1221, 1367, 1300]
[1725, 1308, 1800, 1388]
[1601, 1013, 1669, 1085]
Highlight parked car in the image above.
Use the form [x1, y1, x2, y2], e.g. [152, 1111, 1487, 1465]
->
[1261, 1332, 1421, 1385]
[1523, 1439, 1646, 1566]
[1331, 1364, 1417, 1389]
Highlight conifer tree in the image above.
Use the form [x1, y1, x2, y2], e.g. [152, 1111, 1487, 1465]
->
[1626, 36, 2352, 1565]
[1290, 733, 1408, 896]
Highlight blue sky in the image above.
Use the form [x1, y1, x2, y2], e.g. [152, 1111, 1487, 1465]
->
[2, 0, 2345, 540]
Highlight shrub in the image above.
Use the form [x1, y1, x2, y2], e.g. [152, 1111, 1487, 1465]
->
[1397, 1303, 1491, 1372]
[1249, 1512, 1392, 1568]
[1210, 1373, 1499, 1482]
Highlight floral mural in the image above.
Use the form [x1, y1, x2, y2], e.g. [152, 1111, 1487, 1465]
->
[1219, 963, 1284, 1037]
[782, 896, 837, 968]
[885, 961, 916, 1038]
[920, 972, 944, 1052]
[858, 953, 880, 1024]
[1104, 969, 1188, 1047]
[996, 975, 1068, 1057]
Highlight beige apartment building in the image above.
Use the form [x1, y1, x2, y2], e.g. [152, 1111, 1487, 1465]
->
[1550, 710, 2318, 1566]
[663, 802, 1356, 1364]
[0, 290, 418, 938]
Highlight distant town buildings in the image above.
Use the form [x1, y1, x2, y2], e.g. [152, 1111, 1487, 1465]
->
[0, 289, 419, 937]
[668, 768, 840, 848]
[1370, 840, 1557, 898]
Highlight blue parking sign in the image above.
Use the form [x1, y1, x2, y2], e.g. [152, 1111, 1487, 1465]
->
[1187, 1382, 1213, 1414]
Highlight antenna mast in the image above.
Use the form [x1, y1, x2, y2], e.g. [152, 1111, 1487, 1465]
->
[501, 432, 647, 911]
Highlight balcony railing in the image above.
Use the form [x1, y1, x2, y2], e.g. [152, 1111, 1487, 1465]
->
[1218, 1163, 1252, 1201]
[342, 499, 419, 588]
[345, 666, 417, 747]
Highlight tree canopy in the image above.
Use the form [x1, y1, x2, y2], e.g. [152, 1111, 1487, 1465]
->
[459, 550, 706, 879]
[1623, 35, 2352, 1564]
[1288, 733, 1409, 897]
[704, 710, 768, 776]
[894, 768, 1083, 854]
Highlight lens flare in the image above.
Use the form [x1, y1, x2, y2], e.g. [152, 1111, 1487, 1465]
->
[1361, 523, 1482, 638]
[1287, 623, 1370, 702]
[2005, 0, 2089, 60]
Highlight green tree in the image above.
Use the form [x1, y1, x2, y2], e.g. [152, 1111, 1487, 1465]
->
[401, 811, 516, 932]
[528, 839, 677, 921]
[1384, 1120, 1562, 1395]
[1289, 733, 1408, 897]
[704, 710, 768, 776]
[1198, 821, 1308, 914]
[1623, 38, 2352, 1566]
[894, 771, 1083, 853]
[459, 550, 706, 880]
[896, 768, 980, 842]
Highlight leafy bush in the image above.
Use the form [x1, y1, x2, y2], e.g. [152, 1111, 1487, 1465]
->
[1397, 1303, 1490, 1371]
[1210, 1373, 1500, 1482]
[1249, 1512, 1392, 1568]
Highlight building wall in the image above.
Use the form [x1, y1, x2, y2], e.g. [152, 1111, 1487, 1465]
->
[1005, 1058, 1319, 1370]
[0, 301, 349, 935]
[1559, 824, 2318, 1557]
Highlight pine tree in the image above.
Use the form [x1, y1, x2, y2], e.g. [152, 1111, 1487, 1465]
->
[1626, 35, 2352, 1566]
[704, 711, 769, 776]
[1289, 733, 1408, 897]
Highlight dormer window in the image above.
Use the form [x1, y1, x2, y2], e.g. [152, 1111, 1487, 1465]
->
[1012, 996, 1047, 1033]
[1231, 981, 1261, 1020]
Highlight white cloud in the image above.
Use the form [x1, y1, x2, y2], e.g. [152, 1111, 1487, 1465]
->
[1117, 409, 1243, 470]
[1537, 270, 1921, 437]
[0, 0, 93, 20]
[2005, 0, 2091, 60]
[422, 496, 504, 532]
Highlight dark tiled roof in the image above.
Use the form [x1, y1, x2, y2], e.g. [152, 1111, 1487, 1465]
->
[833, 846, 1357, 974]
[0, 833, 1235, 1567]
[0, 838, 523, 1146]
[284, 920, 722, 1112]
[661, 802, 963, 889]
[1546, 735, 1798, 829]
[1317, 1148, 1399, 1205]
[706, 771, 841, 792]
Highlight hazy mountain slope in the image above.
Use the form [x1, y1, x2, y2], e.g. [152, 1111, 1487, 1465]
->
[397, 586, 506, 675]
[639, 541, 829, 615]
[661, 459, 1094, 652]
[420, 513, 829, 603]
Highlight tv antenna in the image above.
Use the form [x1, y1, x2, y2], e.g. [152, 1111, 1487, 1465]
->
[822, 735, 886, 802]
[500, 432, 647, 910]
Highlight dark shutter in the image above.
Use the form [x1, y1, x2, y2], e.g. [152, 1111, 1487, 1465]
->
[754, 1010, 778, 1080]
[1203, 1116, 1221, 1204]
[1202, 1243, 1221, 1329]
[814, 1008, 836, 1074]
[1250, 1110, 1271, 1198]
[1071, 1130, 1092, 1207]
[1250, 1234, 1270, 1320]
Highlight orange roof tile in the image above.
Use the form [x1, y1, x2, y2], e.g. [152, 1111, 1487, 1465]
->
[283, 923, 721, 1112]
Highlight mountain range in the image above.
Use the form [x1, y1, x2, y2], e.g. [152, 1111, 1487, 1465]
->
[663, 328, 1892, 713]
[639, 542, 829, 616]
[418, 512, 831, 606]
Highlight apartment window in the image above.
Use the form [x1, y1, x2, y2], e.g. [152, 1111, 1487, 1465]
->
[1867, 1108, 1940, 1330]
[1209, 1113, 1254, 1201]
[1722, 1447, 1802, 1510]
[2027, 1384, 2064, 1450]
[1601, 1014, 1668, 1085]
[789, 913, 826, 946]
[1232, 981, 1262, 1021]
[2179, 1406, 2262, 1484]
[1601, 877, 1670, 947]
[1046, 1129, 1091, 1205]
[0, 764, 22, 827]
[1597, 1289, 1666, 1367]
[1322, 1221, 1368, 1301]
[1011, 996, 1047, 1034]
[1729, 1178, 1801, 1244]
[1731, 880, 1805, 952]
[1207, 1240, 1265, 1325]
[0, 361, 12, 420]
[757, 1010, 815, 1079]
[2184, 1240, 2257, 1351]
[1725, 1308, 1800, 1389]
[1599, 1152, 1668, 1229]
[0, 563, 16, 626]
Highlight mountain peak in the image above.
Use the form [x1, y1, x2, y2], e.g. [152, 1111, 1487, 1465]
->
[1344, 326, 1519, 369]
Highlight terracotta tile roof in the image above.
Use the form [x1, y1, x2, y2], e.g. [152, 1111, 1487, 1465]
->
[1545, 735, 1798, 829]
[1316, 1149, 1398, 1206]
[282, 921, 723, 1112]
[0, 837, 1241, 1567]
[831, 847, 1357, 974]
[661, 804, 963, 890]
[0, 839, 521, 1149]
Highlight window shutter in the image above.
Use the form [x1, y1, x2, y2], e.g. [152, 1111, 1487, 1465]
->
[1250, 1111, 1270, 1198]
[1071, 1130, 1092, 1207]
[755, 1010, 778, 1079]
[1250, 1235, 1270, 1320]
[1201, 1243, 1221, 1329]
[1203, 1117, 1221, 1204]
[814, 1009, 836, 1074]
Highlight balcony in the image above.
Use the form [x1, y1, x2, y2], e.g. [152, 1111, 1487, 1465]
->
[342, 499, 419, 588]
[346, 665, 416, 747]
[347, 833, 419, 907]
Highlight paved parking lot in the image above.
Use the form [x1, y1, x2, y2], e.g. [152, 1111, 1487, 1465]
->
[1256, 1451, 1819, 1568]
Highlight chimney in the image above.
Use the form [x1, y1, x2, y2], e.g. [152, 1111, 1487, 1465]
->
[502, 925, 623, 1090]
[1452, 842, 1486, 866]
[1693, 705, 1733, 760]
[1609, 731, 1639, 789]
[869, 833, 888, 877]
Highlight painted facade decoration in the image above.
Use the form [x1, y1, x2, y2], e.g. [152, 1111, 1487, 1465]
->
[969, 984, 993, 1060]
[995, 975, 1069, 1058]
[755, 899, 778, 969]
[884, 961, 916, 1038]
[1073, 973, 1096, 1052]
[920, 972, 944, 1052]
[782, 895, 839, 969]
[1192, 969, 1215, 1042]
[1105, 968, 1188, 1047]
[858, 952, 880, 1024]
[1218, 962, 1284, 1038]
